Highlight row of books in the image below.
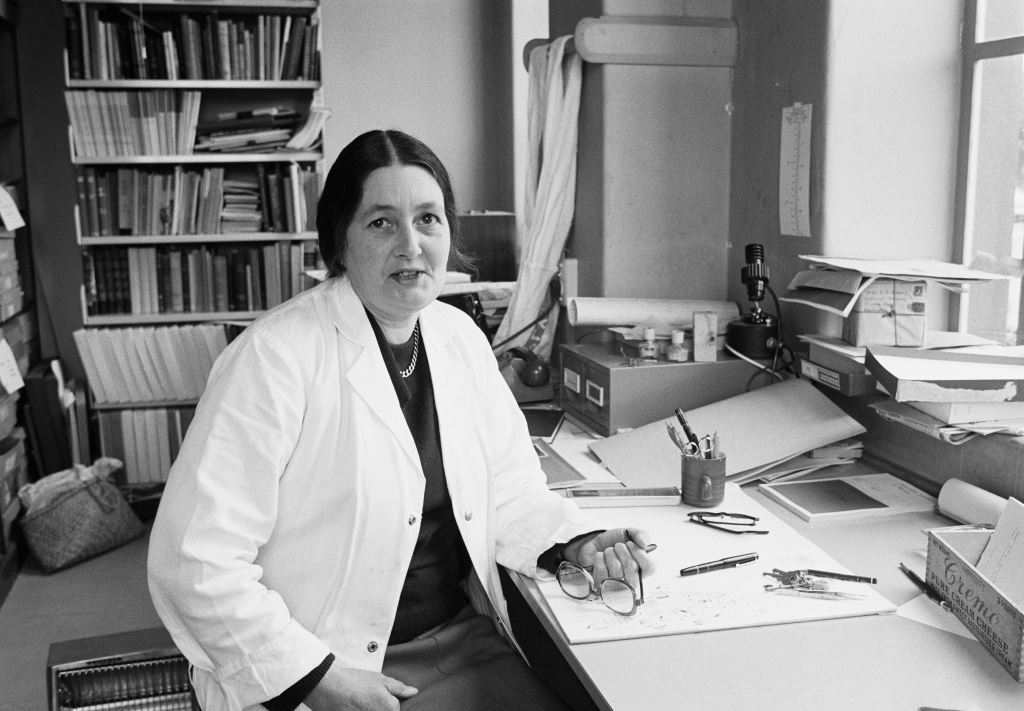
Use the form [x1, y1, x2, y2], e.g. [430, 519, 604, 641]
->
[0, 236, 22, 324]
[97, 405, 197, 484]
[66, 6, 321, 82]
[75, 163, 320, 237]
[84, 242, 322, 316]
[73, 324, 228, 405]
[65, 90, 322, 158]
[65, 89, 201, 158]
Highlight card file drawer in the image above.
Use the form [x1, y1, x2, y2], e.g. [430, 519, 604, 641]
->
[558, 343, 758, 436]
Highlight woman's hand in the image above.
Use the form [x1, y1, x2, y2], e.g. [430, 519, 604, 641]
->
[304, 666, 418, 711]
[562, 528, 657, 593]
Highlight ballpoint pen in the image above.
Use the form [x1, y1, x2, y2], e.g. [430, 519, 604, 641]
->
[674, 407, 700, 447]
[899, 563, 950, 611]
[679, 552, 758, 577]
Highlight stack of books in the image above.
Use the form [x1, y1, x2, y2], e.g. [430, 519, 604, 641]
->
[864, 345, 1024, 444]
[194, 106, 302, 153]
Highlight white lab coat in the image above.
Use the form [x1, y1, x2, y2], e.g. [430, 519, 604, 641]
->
[147, 276, 594, 710]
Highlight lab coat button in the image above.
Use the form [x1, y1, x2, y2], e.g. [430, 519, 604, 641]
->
[408, 515, 417, 525]
[367, 641, 379, 653]
[464, 510, 473, 521]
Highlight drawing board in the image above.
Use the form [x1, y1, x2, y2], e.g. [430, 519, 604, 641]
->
[538, 484, 895, 644]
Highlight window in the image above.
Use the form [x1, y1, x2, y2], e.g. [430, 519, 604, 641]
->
[957, 0, 1024, 344]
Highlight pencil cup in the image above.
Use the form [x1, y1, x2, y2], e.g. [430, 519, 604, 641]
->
[681, 454, 726, 508]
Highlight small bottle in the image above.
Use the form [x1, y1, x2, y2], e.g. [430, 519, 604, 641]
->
[639, 327, 659, 361]
[666, 329, 689, 362]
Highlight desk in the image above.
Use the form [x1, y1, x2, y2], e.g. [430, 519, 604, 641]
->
[512, 478, 1024, 711]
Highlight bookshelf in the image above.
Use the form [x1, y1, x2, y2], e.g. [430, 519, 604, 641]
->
[0, 0, 40, 604]
[59, 0, 326, 484]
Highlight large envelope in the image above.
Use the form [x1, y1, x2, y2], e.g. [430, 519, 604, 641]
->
[587, 378, 866, 488]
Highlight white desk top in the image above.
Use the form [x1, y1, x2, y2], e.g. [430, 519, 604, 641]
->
[512, 478, 1024, 711]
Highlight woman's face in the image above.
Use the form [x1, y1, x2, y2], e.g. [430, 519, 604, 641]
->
[343, 165, 451, 326]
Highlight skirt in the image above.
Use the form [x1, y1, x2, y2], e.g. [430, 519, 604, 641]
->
[382, 605, 572, 711]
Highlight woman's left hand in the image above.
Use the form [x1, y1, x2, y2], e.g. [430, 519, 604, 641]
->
[563, 528, 657, 593]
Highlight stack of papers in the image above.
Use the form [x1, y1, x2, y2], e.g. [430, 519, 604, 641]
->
[781, 256, 1005, 317]
[865, 345, 1024, 441]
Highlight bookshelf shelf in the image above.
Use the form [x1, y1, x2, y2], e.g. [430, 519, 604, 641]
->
[68, 79, 320, 90]
[93, 399, 198, 411]
[63, 0, 317, 8]
[62, 0, 326, 483]
[80, 231, 316, 246]
[73, 152, 322, 165]
[84, 310, 264, 326]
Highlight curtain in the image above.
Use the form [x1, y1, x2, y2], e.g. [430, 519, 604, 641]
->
[491, 36, 581, 362]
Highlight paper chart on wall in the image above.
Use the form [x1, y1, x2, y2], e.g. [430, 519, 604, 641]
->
[538, 485, 895, 644]
[779, 103, 812, 238]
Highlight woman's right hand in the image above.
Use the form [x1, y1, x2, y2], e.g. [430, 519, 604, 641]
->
[304, 666, 418, 711]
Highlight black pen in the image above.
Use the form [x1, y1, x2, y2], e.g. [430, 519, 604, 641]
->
[680, 552, 758, 577]
[674, 407, 700, 447]
[899, 563, 949, 611]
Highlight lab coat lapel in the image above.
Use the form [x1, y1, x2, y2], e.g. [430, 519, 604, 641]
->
[328, 279, 421, 472]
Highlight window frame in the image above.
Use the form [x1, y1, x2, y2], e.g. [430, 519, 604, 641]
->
[953, 0, 1024, 341]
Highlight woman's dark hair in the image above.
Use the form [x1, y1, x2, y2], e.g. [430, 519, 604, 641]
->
[316, 129, 469, 277]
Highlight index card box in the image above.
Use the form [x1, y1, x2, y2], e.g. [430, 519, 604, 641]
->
[926, 526, 1024, 682]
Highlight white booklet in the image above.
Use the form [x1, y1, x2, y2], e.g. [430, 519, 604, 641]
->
[758, 473, 935, 526]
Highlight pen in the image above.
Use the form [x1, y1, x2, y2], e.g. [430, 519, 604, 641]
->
[674, 407, 700, 446]
[899, 563, 949, 611]
[625, 531, 657, 602]
[679, 552, 758, 577]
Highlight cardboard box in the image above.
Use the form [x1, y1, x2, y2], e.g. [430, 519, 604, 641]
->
[926, 526, 1024, 682]
[843, 279, 927, 347]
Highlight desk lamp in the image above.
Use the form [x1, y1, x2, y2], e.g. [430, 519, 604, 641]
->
[725, 243, 780, 360]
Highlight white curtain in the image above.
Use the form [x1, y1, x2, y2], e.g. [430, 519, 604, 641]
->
[491, 36, 581, 361]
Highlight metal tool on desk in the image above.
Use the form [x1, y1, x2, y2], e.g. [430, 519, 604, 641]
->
[763, 567, 876, 599]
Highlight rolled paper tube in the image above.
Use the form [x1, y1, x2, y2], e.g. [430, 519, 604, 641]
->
[567, 297, 739, 332]
[937, 478, 1007, 527]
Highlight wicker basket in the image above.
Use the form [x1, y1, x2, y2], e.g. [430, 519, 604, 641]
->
[20, 473, 145, 572]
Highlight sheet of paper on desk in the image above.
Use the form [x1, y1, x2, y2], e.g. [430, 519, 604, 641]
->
[587, 378, 865, 488]
[537, 484, 895, 644]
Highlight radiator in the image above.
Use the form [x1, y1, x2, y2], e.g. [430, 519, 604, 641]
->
[47, 627, 198, 711]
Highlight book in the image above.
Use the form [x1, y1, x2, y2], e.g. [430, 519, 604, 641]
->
[533, 439, 585, 490]
[566, 486, 680, 507]
[758, 473, 935, 526]
[865, 345, 1024, 403]
[799, 357, 877, 396]
[909, 400, 1024, 425]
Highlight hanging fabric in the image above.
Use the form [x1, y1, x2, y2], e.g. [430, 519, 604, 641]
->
[491, 35, 581, 362]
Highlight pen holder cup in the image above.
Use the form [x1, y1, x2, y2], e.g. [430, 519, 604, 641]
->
[681, 453, 726, 508]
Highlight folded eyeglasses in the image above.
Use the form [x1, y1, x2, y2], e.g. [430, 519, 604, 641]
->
[687, 511, 770, 535]
[556, 561, 645, 616]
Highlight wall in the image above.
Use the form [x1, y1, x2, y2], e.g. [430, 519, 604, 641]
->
[729, 0, 961, 340]
[320, 1, 517, 212]
[549, 1, 735, 301]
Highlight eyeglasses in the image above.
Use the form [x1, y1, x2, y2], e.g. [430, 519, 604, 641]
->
[688, 511, 770, 535]
[556, 561, 644, 615]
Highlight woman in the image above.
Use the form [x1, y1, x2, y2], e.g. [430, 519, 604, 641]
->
[148, 129, 656, 711]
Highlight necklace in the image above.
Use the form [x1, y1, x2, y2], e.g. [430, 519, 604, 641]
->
[399, 322, 420, 379]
